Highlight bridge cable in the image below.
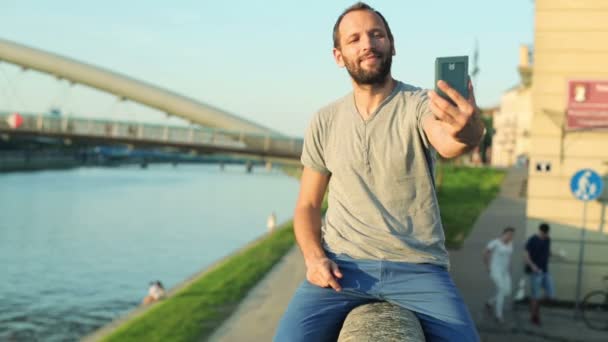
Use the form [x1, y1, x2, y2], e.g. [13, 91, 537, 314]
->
[0, 63, 29, 111]
[48, 79, 74, 116]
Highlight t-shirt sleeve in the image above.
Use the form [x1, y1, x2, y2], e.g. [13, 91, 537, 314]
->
[486, 239, 498, 251]
[414, 89, 435, 151]
[300, 111, 330, 175]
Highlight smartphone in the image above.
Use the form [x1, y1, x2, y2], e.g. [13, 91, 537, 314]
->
[435, 56, 469, 105]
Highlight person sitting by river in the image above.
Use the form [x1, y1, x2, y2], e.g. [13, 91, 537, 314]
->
[142, 280, 166, 305]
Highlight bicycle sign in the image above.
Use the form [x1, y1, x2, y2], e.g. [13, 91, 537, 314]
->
[570, 169, 605, 317]
[570, 169, 604, 201]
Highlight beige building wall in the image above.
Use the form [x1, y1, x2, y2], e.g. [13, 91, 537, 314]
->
[528, 0, 608, 300]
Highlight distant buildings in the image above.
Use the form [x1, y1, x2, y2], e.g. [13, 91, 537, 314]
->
[491, 45, 533, 168]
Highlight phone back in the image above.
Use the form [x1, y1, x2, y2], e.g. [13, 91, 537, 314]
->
[435, 56, 469, 104]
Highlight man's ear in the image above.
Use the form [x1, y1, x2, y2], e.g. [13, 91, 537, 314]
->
[333, 48, 345, 67]
[391, 43, 396, 56]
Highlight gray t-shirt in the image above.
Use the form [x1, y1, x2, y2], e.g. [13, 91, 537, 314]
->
[301, 81, 449, 268]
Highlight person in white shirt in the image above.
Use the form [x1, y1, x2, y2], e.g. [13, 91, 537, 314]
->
[483, 227, 515, 323]
[267, 212, 277, 233]
[142, 280, 166, 305]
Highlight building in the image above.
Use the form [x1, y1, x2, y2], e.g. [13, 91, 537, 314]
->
[492, 46, 533, 168]
[527, 0, 608, 300]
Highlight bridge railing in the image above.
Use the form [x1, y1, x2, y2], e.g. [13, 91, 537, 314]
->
[0, 112, 303, 158]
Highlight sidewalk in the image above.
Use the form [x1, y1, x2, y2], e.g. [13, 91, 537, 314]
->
[450, 167, 607, 342]
[209, 167, 607, 341]
[206, 245, 305, 342]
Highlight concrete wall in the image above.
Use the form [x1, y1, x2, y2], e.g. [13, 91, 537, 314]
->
[527, 0, 608, 300]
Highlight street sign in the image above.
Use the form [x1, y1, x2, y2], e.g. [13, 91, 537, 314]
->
[570, 168, 605, 317]
[570, 169, 604, 201]
[567, 80, 608, 130]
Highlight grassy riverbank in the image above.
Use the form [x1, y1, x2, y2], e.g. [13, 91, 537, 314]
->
[437, 165, 506, 249]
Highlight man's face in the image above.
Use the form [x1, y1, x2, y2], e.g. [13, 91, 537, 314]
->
[503, 231, 514, 243]
[334, 10, 394, 85]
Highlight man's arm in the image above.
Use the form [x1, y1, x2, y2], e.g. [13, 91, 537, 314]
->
[523, 250, 541, 273]
[482, 248, 491, 273]
[423, 80, 485, 158]
[294, 166, 342, 291]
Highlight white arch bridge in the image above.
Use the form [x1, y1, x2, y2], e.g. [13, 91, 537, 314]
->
[0, 38, 302, 161]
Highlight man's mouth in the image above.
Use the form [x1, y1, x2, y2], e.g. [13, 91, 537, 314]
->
[360, 53, 381, 63]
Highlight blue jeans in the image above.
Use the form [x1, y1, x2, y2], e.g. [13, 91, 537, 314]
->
[274, 252, 479, 342]
[529, 271, 555, 300]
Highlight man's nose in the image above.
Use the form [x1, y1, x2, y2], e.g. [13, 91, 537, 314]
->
[360, 34, 375, 51]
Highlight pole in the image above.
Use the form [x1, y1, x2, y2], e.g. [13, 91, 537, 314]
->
[574, 201, 587, 317]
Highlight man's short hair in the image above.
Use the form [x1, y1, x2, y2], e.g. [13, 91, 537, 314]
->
[539, 223, 550, 233]
[332, 2, 394, 49]
[503, 226, 515, 234]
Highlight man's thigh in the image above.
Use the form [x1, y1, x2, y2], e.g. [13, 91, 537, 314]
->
[491, 270, 512, 295]
[541, 272, 555, 298]
[273, 280, 373, 342]
[529, 273, 543, 299]
[381, 262, 480, 342]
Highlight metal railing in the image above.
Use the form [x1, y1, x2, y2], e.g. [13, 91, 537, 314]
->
[0, 112, 303, 159]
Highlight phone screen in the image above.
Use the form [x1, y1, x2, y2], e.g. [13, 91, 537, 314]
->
[435, 56, 469, 105]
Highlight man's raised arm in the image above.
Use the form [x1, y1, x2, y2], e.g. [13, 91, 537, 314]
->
[423, 80, 485, 158]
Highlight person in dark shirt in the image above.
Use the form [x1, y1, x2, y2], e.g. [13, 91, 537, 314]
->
[524, 223, 554, 325]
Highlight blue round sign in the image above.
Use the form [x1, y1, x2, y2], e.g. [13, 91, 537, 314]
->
[570, 169, 604, 201]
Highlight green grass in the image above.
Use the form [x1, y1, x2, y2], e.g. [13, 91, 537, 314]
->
[102, 224, 298, 342]
[436, 165, 506, 249]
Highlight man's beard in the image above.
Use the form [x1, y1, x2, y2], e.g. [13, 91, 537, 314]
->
[344, 49, 392, 86]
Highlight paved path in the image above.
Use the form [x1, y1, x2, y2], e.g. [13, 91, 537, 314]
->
[209, 167, 607, 342]
[207, 246, 305, 342]
[449, 167, 529, 337]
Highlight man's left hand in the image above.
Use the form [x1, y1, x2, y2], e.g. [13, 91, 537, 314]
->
[427, 80, 484, 146]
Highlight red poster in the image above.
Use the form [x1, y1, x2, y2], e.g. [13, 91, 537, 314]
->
[567, 80, 608, 130]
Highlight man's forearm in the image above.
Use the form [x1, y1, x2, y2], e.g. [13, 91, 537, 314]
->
[524, 252, 538, 270]
[447, 114, 485, 156]
[483, 250, 490, 269]
[424, 114, 485, 159]
[294, 206, 326, 264]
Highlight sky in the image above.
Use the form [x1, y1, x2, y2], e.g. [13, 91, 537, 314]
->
[0, 0, 534, 137]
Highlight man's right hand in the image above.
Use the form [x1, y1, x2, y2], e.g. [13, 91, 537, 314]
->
[305, 257, 343, 291]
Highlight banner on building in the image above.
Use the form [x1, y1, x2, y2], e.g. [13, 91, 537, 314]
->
[567, 80, 608, 130]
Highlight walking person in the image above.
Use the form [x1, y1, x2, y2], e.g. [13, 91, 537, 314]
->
[524, 222, 555, 325]
[274, 2, 485, 341]
[483, 227, 515, 323]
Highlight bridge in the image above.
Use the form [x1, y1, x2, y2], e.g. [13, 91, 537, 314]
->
[0, 112, 302, 161]
[0, 38, 303, 162]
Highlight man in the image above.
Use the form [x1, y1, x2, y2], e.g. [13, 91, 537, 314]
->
[524, 223, 554, 325]
[274, 2, 484, 341]
[483, 227, 515, 323]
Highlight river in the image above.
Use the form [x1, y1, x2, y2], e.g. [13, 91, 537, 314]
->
[0, 164, 299, 341]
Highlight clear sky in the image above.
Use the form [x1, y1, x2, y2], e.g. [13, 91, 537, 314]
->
[0, 0, 534, 137]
